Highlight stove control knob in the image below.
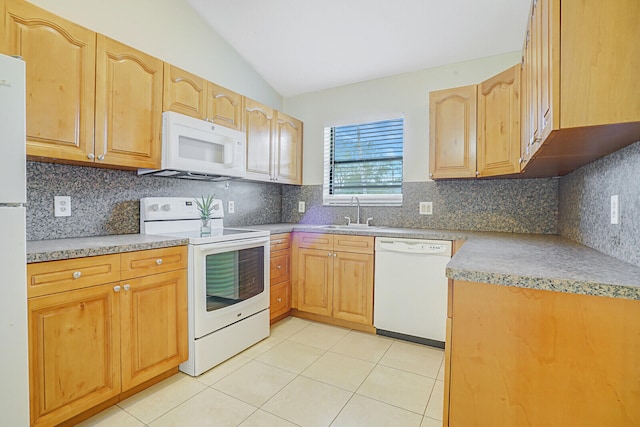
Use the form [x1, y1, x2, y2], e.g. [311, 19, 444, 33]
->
[161, 204, 171, 211]
[149, 204, 159, 212]
[212, 203, 220, 211]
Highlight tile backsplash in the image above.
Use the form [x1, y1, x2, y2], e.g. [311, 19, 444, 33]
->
[558, 140, 640, 268]
[26, 161, 282, 240]
[282, 179, 558, 234]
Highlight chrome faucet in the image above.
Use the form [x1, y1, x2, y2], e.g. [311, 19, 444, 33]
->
[351, 196, 360, 224]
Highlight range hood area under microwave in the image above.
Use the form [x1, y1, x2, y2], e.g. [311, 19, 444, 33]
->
[138, 111, 247, 181]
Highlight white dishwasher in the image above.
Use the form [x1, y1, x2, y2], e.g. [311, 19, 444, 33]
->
[374, 237, 451, 347]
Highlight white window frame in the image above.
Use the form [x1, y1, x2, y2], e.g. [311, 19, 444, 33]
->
[323, 115, 404, 207]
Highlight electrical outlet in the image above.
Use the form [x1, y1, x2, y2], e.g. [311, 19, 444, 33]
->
[611, 195, 619, 224]
[298, 201, 306, 213]
[54, 196, 71, 217]
[419, 201, 433, 215]
[228, 200, 235, 214]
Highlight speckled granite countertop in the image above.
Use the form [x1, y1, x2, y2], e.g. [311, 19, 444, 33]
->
[27, 234, 189, 263]
[27, 225, 640, 301]
[445, 233, 640, 301]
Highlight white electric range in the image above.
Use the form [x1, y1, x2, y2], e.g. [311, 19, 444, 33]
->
[140, 197, 270, 376]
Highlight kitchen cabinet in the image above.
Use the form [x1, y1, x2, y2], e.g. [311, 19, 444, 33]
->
[430, 65, 521, 179]
[245, 98, 303, 185]
[476, 65, 521, 177]
[269, 233, 291, 323]
[163, 64, 244, 131]
[0, 0, 163, 170]
[519, 0, 640, 177]
[292, 233, 374, 329]
[443, 280, 640, 426]
[429, 85, 477, 179]
[27, 246, 187, 427]
[0, 0, 96, 163]
[95, 35, 163, 169]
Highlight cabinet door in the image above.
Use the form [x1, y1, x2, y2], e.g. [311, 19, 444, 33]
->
[429, 85, 477, 179]
[120, 269, 188, 391]
[245, 98, 275, 181]
[163, 63, 206, 120]
[95, 35, 162, 169]
[332, 252, 373, 325]
[1, 0, 96, 163]
[477, 65, 521, 177]
[273, 112, 303, 184]
[28, 284, 121, 427]
[207, 82, 244, 131]
[295, 247, 333, 316]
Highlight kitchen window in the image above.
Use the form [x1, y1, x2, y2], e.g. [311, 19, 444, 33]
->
[323, 117, 404, 206]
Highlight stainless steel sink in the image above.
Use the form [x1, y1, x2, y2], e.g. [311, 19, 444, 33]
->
[316, 224, 384, 231]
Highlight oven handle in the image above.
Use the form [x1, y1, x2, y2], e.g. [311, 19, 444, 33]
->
[192, 236, 270, 255]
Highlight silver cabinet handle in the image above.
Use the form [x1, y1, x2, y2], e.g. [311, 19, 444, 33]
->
[334, 253, 337, 257]
[72, 271, 82, 279]
[123, 284, 131, 291]
[97, 154, 105, 161]
[328, 252, 332, 256]
[276, 298, 282, 303]
[87, 153, 95, 160]
[276, 264, 282, 269]
[114, 285, 121, 292]
[156, 259, 163, 265]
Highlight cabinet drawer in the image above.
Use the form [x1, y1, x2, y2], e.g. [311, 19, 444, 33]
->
[270, 281, 291, 319]
[333, 235, 374, 254]
[270, 233, 290, 251]
[294, 232, 332, 250]
[27, 254, 121, 298]
[270, 250, 290, 285]
[120, 246, 187, 280]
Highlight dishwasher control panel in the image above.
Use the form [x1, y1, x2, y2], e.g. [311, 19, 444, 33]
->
[376, 238, 451, 255]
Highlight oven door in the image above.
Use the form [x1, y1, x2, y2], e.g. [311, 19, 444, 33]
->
[191, 236, 269, 338]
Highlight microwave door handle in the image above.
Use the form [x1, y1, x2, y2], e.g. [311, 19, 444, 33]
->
[224, 141, 234, 167]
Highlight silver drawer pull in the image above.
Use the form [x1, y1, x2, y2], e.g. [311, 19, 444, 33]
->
[276, 264, 282, 269]
[113, 285, 121, 292]
[155, 259, 163, 265]
[72, 271, 82, 279]
[276, 298, 282, 303]
[328, 252, 332, 256]
[123, 284, 131, 291]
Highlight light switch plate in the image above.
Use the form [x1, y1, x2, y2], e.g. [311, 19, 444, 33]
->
[54, 196, 71, 217]
[298, 201, 306, 213]
[228, 200, 235, 214]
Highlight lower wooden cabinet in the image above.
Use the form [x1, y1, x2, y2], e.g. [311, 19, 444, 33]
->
[292, 233, 374, 329]
[444, 280, 640, 426]
[26, 246, 187, 427]
[269, 233, 291, 323]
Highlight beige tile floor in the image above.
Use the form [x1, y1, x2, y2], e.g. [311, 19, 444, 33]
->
[78, 317, 445, 427]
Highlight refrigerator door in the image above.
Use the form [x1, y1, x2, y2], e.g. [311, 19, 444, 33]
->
[0, 54, 26, 204]
[0, 207, 29, 426]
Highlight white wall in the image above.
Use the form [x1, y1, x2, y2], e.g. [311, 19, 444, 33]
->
[284, 52, 521, 184]
[28, 0, 283, 110]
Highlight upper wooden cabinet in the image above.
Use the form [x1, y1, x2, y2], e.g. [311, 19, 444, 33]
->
[429, 85, 477, 179]
[0, 0, 96, 162]
[0, 0, 163, 170]
[207, 81, 244, 131]
[245, 98, 303, 185]
[95, 35, 163, 169]
[273, 111, 303, 184]
[162, 64, 206, 120]
[163, 64, 244, 131]
[477, 65, 521, 177]
[520, 0, 640, 177]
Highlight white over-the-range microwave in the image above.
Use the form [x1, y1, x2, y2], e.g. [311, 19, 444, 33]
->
[138, 111, 246, 181]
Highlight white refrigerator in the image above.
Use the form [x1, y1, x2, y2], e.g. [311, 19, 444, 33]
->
[0, 53, 30, 426]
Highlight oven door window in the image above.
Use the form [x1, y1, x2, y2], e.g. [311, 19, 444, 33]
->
[204, 246, 265, 311]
